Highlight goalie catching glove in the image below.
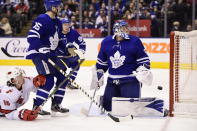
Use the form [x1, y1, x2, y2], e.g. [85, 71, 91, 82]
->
[90, 67, 104, 90]
[133, 65, 153, 86]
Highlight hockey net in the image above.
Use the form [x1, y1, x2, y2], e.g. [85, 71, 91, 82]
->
[169, 30, 197, 117]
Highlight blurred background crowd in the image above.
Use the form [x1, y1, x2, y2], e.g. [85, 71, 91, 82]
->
[0, 0, 196, 37]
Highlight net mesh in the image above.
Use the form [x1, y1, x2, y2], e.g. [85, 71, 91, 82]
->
[172, 30, 197, 116]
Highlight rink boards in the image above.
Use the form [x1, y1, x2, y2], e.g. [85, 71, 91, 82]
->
[0, 38, 170, 69]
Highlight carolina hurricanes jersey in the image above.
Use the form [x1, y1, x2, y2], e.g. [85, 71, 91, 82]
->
[0, 77, 37, 120]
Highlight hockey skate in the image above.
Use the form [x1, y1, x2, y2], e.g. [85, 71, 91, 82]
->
[51, 98, 69, 117]
[33, 99, 51, 116]
[0, 114, 5, 117]
[39, 109, 51, 115]
[33, 104, 51, 119]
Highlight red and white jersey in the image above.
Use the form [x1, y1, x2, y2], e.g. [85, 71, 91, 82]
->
[0, 77, 37, 120]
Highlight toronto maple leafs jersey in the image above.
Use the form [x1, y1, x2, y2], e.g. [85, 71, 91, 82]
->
[0, 77, 37, 120]
[26, 14, 62, 59]
[96, 35, 150, 80]
[57, 28, 86, 56]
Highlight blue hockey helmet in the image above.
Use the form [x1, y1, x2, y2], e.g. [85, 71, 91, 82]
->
[44, 0, 62, 11]
[61, 18, 71, 33]
[61, 18, 71, 24]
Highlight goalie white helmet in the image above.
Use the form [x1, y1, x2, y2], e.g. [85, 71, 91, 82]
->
[113, 20, 130, 39]
[7, 67, 26, 84]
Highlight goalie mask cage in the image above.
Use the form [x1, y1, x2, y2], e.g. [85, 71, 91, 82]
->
[169, 30, 197, 117]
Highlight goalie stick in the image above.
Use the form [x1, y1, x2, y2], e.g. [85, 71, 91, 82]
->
[49, 59, 133, 122]
[38, 58, 85, 109]
[80, 90, 133, 122]
[1, 47, 24, 58]
[81, 87, 98, 116]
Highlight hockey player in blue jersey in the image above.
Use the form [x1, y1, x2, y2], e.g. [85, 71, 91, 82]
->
[56, 18, 86, 89]
[26, 0, 69, 116]
[91, 20, 168, 117]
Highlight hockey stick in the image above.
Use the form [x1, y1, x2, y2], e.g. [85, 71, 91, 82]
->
[38, 58, 85, 109]
[57, 55, 72, 59]
[1, 47, 72, 59]
[80, 91, 134, 122]
[1, 47, 24, 58]
[81, 87, 98, 116]
[49, 60, 133, 122]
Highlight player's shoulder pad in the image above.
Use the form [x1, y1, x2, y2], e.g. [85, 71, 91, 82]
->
[100, 35, 113, 48]
[56, 18, 62, 25]
[70, 28, 80, 36]
[129, 34, 140, 41]
[102, 35, 114, 44]
[33, 14, 50, 25]
[129, 35, 143, 46]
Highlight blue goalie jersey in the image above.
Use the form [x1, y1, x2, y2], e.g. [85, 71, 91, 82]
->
[26, 14, 62, 59]
[96, 35, 150, 80]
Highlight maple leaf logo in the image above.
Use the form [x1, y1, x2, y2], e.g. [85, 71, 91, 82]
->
[49, 31, 59, 50]
[110, 51, 125, 68]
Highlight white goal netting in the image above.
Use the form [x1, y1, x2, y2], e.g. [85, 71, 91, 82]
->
[170, 30, 197, 117]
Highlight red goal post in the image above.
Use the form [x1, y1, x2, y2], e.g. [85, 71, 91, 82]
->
[169, 30, 197, 117]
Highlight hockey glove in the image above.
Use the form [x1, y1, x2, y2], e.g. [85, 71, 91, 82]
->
[68, 47, 77, 57]
[19, 108, 40, 121]
[33, 74, 46, 88]
[38, 47, 50, 54]
[74, 49, 85, 59]
[133, 65, 153, 86]
[38, 47, 57, 59]
[65, 41, 85, 59]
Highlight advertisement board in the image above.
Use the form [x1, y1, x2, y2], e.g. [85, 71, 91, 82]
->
[76, 29, 101, 38]
[0, 38, 170, 68]
[127, 20, 151, 37]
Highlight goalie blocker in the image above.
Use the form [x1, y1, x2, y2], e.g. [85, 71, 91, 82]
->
[111, 97, 168, 117]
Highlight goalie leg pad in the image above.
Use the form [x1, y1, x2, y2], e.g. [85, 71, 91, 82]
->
[112, 97, 165, 117]
[102, 79, 140, 112]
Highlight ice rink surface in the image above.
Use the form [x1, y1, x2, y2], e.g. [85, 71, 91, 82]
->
[0, 66, 197, 131]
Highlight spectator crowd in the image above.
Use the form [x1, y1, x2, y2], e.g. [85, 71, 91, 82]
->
[0, 0, 42, 36]
[0, 0, 196, 37]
